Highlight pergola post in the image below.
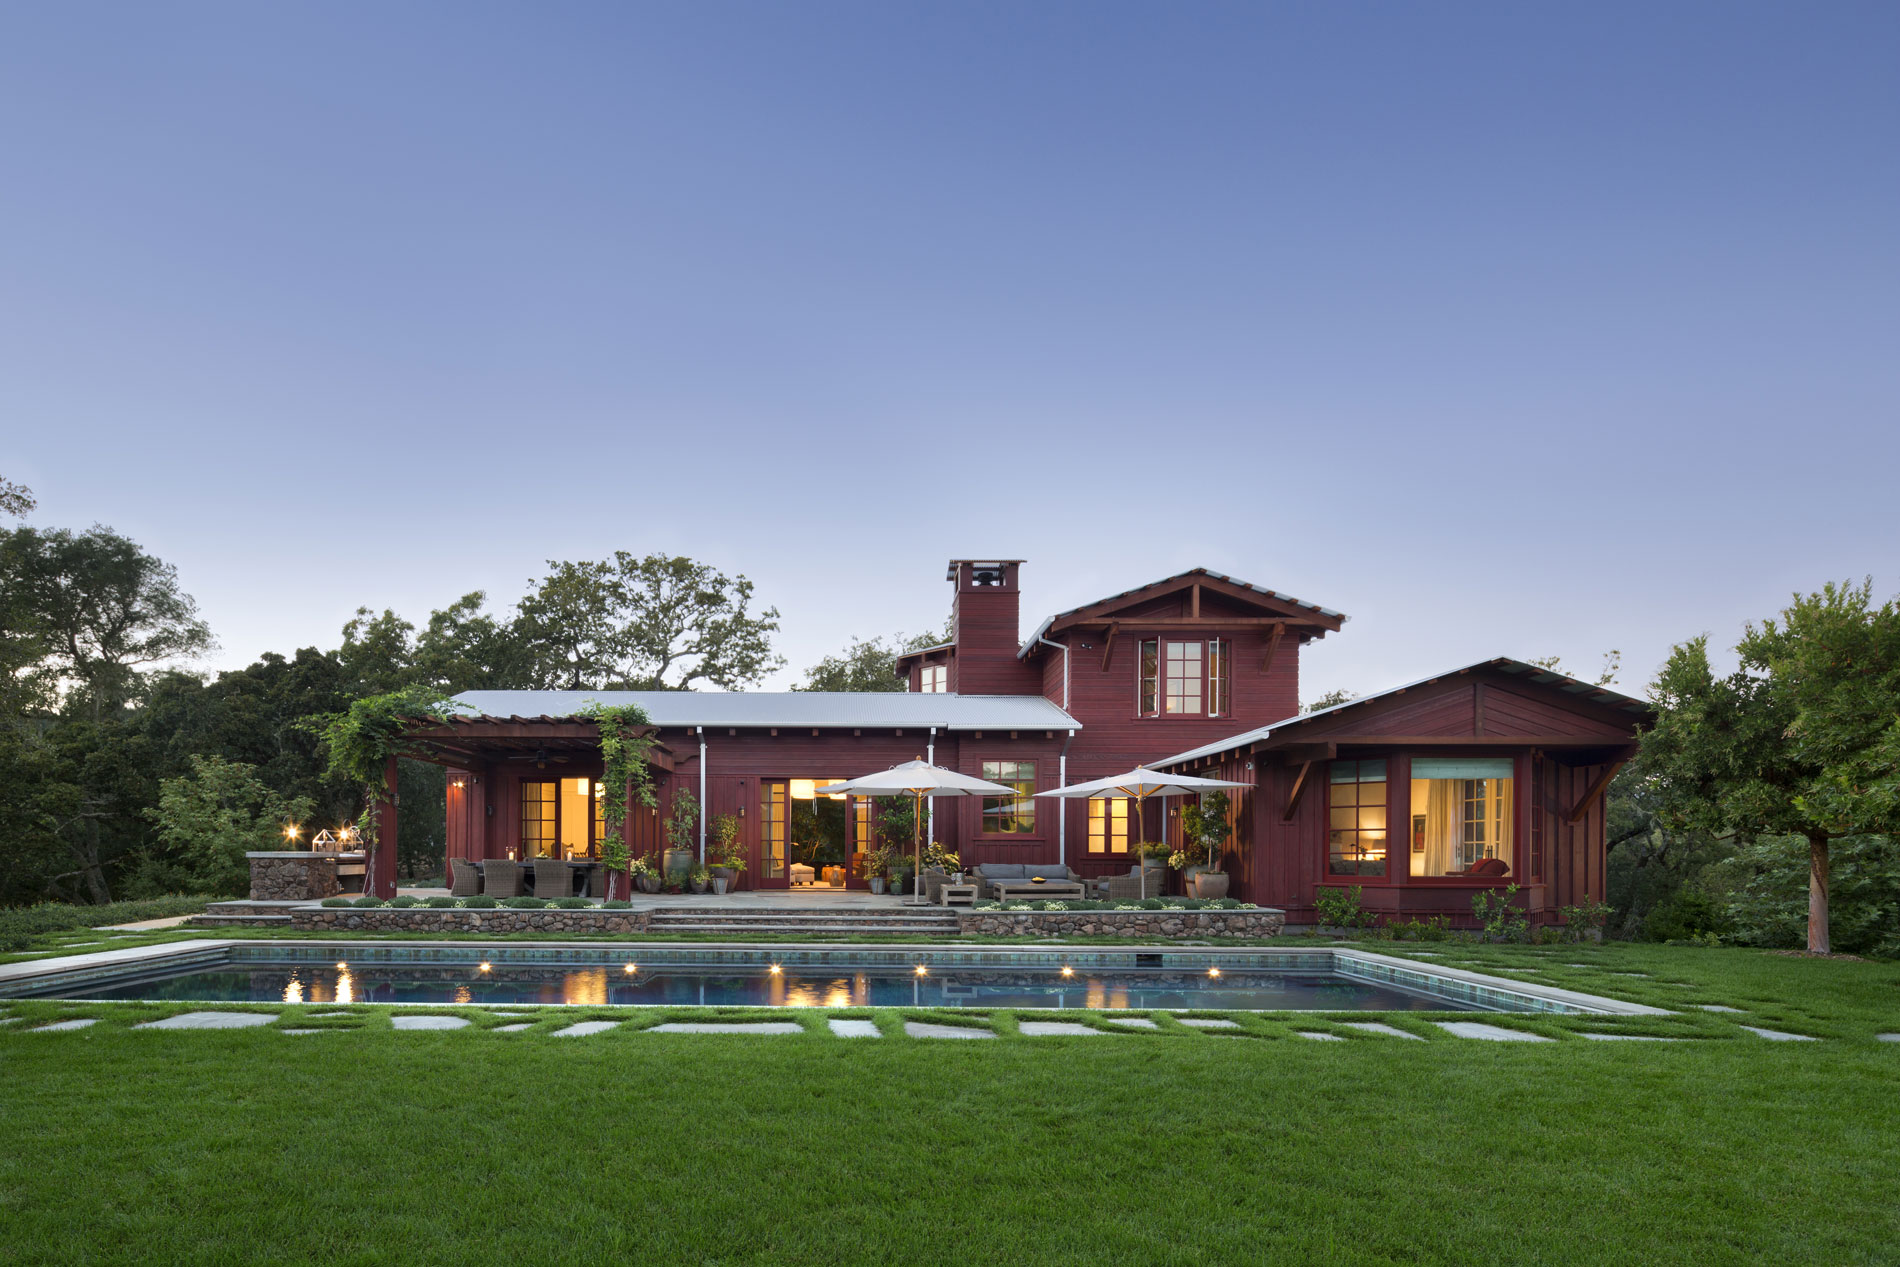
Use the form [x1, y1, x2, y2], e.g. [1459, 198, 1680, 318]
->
[371, 756, 400, 898]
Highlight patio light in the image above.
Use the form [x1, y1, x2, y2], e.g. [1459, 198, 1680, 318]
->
[478, 961, 492, 973]
[335, 961, 347, 971]
[1207, 967, 1221, 979]
[283, 823, 300, 843]
[623, 964, 636, 974]
[1060, 965, 1074, 978]
[769, 964, 781, 975]
[914, 964, 928, 977]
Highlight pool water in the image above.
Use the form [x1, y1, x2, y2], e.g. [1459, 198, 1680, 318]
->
[33, 961, 1479, 1011]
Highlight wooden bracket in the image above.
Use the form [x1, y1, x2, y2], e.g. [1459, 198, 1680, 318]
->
[1261, 621, 1286, 674]
[1565, 760, 1626, 823]
[1101, 621, 1120, 671]
[1190, 583, 1201, 618]
[1282, 760, 1312, 822]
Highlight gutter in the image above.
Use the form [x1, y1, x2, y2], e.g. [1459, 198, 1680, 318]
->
[1034, 631, 1071, 712]
[697, 727, 707, 864]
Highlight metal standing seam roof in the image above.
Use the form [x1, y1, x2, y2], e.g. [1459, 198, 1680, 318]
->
[1017, 569, 1349, 658]
[1150, 656, 1654, 770]
[449, 689, 1080, 732]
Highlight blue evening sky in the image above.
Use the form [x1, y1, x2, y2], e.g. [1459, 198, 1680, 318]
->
[2, 3, 1895, 700]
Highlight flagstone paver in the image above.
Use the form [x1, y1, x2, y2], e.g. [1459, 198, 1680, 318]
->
[1740, 1025, 1817, 1041]
[391, 1015, 471, 1031]
[493, 1023, 535, 1033]
[1018, 1021, 1108, 1037]
[827, 1019, 881, 1037]
[551, 1021, 620, 1037]
[1295, 1031, 1344, 1041]
[1876, 1033, 1899, 1043]
[1340, 1022, 1425, 1040]
[1578, 1032, 1682, 1042]
[1176, 1018, 1240, 1029]
[904, 1022, 994, 1039]
[136, 1011, 275, 1030]
[648, 1022, 803, 1035]
[1435, 1022, 1555, 1042]
[1695, 1005, 1745, 1013]
[1105, 1017, 1160, 1029]
[31, 1018, 97, 1032]
[305, 1011, 356, 1018]
[280, 1029, 327, 1035]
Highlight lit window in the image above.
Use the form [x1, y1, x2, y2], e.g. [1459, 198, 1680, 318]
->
[520, 781, 557, 859]
[1327, 760, 1386, 877]
[1410, 758, 1515, 877]
[920, 664, 946, 693]
[981, 760, 1036, 834]
[1164, 641, 1203, 714]
[1087, 797, 1129, 854]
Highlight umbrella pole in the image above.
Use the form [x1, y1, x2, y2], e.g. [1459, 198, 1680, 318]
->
[908, 790, 926, 907]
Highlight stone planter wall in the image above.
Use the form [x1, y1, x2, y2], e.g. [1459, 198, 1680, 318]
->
[956, 908, 1285, 938]
[289, 907, 651, 935]
[248, 853, 340, 901]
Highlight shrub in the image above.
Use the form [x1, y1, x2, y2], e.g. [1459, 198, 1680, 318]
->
[423, 896, 457, 909]
[0, 895, 214, 949]
[462, 896, 498, 909]
[386, 895, 420, 908]
[351, 896, 385, 908]
[1471, 885, 1529, 942]
[1643, 886, 1731, 943]
[552, 897, 591, 909]
[1313, 885, 1373, 929]
[502, 896, 549, 909]
[319, 897, 353, 908]
[1138, 898, 1165, 910]
[1391, 915, 1451, 941]
[601, 899, 632, 910]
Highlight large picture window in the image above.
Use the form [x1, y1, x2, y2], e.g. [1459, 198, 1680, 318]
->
[1327, 760, 1387, 876]
[1164, 641, 1203, 714]
[981, 760, 1037, 835]
[1409, 758, 1514, 878]
[1087, 797, 1130, 854]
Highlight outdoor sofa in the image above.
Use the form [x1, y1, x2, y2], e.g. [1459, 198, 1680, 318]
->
[972, 863, 1080, 900]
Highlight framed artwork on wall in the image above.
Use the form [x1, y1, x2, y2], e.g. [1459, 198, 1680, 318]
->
[1412, 814, 1426, 854]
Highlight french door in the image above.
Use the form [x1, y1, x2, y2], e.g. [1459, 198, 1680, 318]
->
[758, 780, 789, 887]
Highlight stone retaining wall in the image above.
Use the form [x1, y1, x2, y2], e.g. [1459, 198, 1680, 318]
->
[956, 907, 1286, 938]
[290, 907, 651, 935]
[248, 853, 340, 901]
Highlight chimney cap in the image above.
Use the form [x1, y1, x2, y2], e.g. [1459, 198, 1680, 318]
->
[946, 559, 1026, 581]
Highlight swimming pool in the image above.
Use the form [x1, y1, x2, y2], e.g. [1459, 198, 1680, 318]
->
[0, 942, 1639, 1013]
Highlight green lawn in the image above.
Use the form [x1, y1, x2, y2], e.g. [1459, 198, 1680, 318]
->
[1, 944, 1896, 1265]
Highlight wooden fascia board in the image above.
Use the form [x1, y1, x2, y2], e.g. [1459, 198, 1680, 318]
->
[1045, 572, 1342, 635]
[1257, 734, 1634, 749]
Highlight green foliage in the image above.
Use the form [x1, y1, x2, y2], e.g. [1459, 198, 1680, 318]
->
[423, 896, 457, 909]
[578, 701, 657, 887]
[1702, 832, 1898, 953]
[313, 685, 461, 865]
[502, 896, 549, 909]
[1313, 885, 1371, 928]
[142, 755, 315, 897]
[551, 897, 592, 909]
[318, 897, 352, 907]
[1556, 895, 1613, 941]
[1641, 885, 1733, 943]
[351, 896, 384, 908]
[461, 895, 498, 909]
[710, 814, 745, 871]
[922, 841, 959, 874]
[795, 626, 950, 692]
[1470, 885, 1529, 942]
[0, 895, 209, 949]
[601, 899, 632, 910]
[1389, 916, 1452, 941]
[386, 895, 420, 908]
[1179, 791, 1234, 871]
[665, 786, 700, 853]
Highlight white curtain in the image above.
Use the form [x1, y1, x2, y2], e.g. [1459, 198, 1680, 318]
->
[1424, 779, 1463, 875]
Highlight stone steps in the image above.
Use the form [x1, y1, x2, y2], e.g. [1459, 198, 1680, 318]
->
[649, 922, 954, 935]
[646, 908, 960, 937]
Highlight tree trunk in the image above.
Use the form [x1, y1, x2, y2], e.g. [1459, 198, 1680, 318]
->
[1807, 832, 1831, 955]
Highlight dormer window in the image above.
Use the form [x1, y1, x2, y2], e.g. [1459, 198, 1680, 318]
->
[1137, 638, 1232, 717]
[919, 665, 947, 693]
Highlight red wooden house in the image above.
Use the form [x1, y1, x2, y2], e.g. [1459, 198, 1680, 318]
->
[393, 559, 1648, 926]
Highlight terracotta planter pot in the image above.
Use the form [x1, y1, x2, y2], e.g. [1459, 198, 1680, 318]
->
[1192, 871, 1230, 900]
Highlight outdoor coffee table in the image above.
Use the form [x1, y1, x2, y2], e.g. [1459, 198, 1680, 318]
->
[939, 883, 978, 907]
[989, 880, 1086, 901]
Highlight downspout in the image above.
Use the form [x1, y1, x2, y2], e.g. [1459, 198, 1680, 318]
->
[926, 726, 937, 850]
[697, 726, 707, 864]
[1058, 728, 1076, 868]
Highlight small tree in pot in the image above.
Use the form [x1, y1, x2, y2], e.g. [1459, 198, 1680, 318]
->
[1180, 791, 1234, 899]
[663, 788, 699, 883]
[709, 813, 745, 894]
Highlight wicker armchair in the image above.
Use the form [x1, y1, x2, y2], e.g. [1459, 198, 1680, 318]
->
[922, 867, 948, 904]
[534, 859, 574, 898]
[450, 857, 483, 897]
[484, 860, 524, 898]
[1095, 867, 1153, 901]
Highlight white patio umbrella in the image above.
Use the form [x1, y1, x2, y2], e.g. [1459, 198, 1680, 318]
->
[1036, 767, 1252, 897]
[816, 760, 1017, 906]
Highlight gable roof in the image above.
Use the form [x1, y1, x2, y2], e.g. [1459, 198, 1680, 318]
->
[451, 689, 1079, 733]
[1019, 568, 1347, 658]
[1151, 657, 1652, 769]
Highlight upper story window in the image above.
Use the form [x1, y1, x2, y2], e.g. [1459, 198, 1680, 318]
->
[919, 664, 947, 693]
[1410, 758, 1514, 878]
[1138, 639, 1232, 717]
[980, 760, 1037, 834]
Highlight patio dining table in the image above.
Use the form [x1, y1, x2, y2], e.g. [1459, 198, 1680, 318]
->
[476, 858, 603, 898]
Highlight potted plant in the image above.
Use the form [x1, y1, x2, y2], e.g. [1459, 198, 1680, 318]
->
[629, 855, 659, 894]
[663, 788, 699, 883]
[1136, 840, 1171, 895]
[859, 845, 891, 895]
[1181, 791, 1233, 900]
[709, 813, 745, 894]
[687, 863, 710, 895]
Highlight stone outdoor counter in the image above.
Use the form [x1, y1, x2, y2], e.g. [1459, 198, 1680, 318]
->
[248, 852, 341, 901]
[291, 907, 651, 935]
[955, 907, 1286, 938]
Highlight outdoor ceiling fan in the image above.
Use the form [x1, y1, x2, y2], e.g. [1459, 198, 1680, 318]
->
[507, 747, 571, 770]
